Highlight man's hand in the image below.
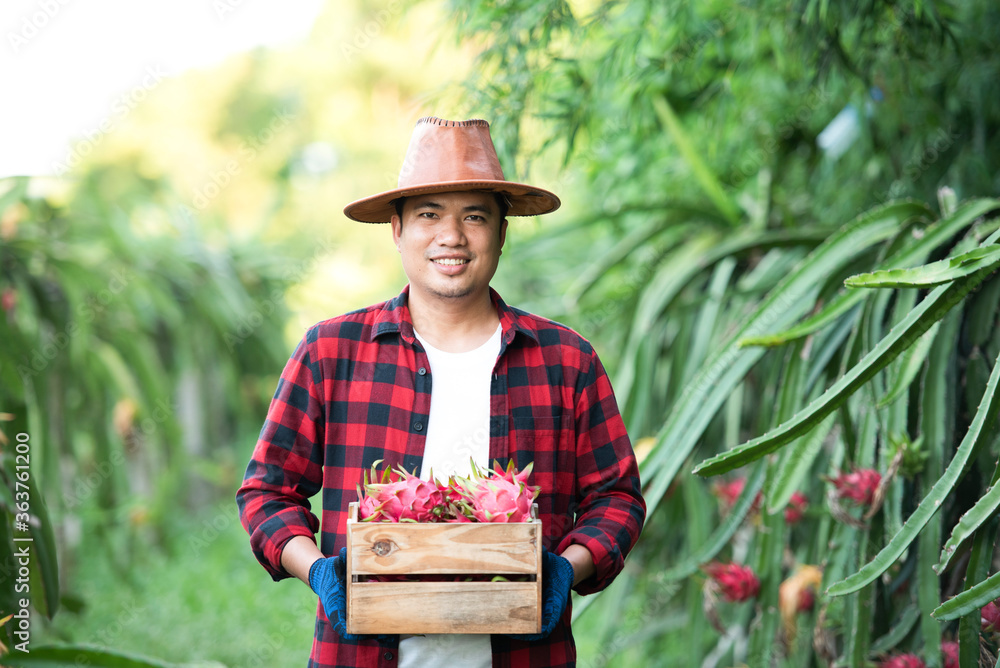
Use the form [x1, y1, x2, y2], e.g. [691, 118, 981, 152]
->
[309, 547, 363, 641]
[507, 548, 576, 642]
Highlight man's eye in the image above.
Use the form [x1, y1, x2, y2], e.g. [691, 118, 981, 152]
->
[467, 215, 485, 222]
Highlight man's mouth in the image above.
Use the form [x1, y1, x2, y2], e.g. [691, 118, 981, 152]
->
[432, 258, 469, 266]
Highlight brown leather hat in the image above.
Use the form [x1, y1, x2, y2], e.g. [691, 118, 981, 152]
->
[343, 116, 561, 223]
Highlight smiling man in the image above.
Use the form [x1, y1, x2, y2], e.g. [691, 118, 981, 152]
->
[237, 117, 646, 668]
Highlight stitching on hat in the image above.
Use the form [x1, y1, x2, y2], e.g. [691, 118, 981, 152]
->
[417, 117, 489, 128]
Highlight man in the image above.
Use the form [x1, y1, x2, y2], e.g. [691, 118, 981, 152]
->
[237, 116, 645, 667]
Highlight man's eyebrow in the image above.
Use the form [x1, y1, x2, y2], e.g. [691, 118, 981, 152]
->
[461, 204, 494, 215]
[410, 199, 444, 210]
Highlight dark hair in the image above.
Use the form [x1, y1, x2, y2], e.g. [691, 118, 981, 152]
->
[393, 192, 510, 221]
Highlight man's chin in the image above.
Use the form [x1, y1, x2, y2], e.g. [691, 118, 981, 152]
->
[428, 286, 475, 300]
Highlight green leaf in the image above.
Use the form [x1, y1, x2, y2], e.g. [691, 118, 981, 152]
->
[878, 321, 940, 408]
[692, 258, 1000, 477]
[869, 606, 921, 654]
[827, 342, 1000, 596]
[765, 413, 834, 515]
[26, 482, 60, 620]
[936, 477, 1000, 573]
[641, 201, 926, 518]
[932, 569, 1000, 621]
[652, 95, 742, 225]
[845, 245, 1000, 288]
[0, 645, 188, 667]
[662, 461, 766, 581]
[739, 197, 997, 347]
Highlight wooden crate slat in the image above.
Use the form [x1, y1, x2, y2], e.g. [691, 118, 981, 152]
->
[347, 581, 539, 635]
[350, 521, 540, 575]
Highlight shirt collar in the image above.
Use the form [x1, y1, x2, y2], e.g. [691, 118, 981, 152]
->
[371, 284, 540, 347]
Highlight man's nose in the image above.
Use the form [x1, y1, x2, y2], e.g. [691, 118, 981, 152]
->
[435, 215, 466, 244]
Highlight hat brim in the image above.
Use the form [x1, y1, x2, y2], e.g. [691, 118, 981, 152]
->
[343, 179, 561, 223]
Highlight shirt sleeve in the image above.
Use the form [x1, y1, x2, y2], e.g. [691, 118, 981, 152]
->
[236, 334, 325, 581]
[559, 348, 646, 595]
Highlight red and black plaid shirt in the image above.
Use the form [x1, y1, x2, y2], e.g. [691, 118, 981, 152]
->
[237, 286, 645, 668]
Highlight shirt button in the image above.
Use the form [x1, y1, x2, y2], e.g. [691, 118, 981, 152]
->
[383, 651, 394, 660]
[414, 422, 423, 431]
[417, 367, 427, 375]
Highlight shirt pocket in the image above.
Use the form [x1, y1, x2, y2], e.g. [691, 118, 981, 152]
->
[510, 414, 574, 544]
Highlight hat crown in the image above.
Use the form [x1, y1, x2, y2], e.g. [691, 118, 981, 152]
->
[397, 116, 506, 188]
[342, 116, 560, 223]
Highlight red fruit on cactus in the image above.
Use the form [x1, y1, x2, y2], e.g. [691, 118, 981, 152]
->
[711, 477, 762, 514]
[982, 599, 1000, 633]
[784, 491, 808, 524]
[878, 654, 925, 668]
[1, 288, 16, 313]
[830, 468, 882, 507]
[703, 562, 760, 602]
[941, 640, 959, 668]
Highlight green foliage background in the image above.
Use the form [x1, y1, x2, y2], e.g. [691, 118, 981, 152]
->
[1, 0, 999, 666]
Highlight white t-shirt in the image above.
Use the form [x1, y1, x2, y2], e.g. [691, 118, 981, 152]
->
[397, 324, 501, 668]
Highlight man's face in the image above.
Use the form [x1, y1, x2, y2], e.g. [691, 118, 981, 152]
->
[391, 191, 508, 305]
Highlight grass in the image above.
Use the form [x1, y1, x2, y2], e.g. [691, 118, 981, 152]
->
[34, 498, 316, 667]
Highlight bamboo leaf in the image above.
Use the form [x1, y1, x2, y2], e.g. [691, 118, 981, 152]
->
[641, 201, 927, 517]
[693, 259, 1000, 477]
[845, 245, 1000, 288]
[932, 570, 1000, 620]
[653, 95, 742, 225]
[827, 342, 1000, 596]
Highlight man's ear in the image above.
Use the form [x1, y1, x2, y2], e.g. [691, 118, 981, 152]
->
[391, 215, 402, 252]
[499, 218, 508, 249]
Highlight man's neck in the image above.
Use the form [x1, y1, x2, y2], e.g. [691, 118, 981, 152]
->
[407, 287, 500, 353]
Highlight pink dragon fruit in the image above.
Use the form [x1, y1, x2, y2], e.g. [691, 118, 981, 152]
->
[878, 654, 925, 668]
[356, 459, 540, 523]
[358, 460, 446, 522]
[829, 468, 882, 507]
[941, 640, 959, 668]
[983, 599, 1000, 633]
[455, 459, 540, 523]
[703, 561, 760, 602]
[468, 478, 534, 523]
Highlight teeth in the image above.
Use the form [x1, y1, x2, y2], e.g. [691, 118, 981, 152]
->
[434, 258, 468, 266]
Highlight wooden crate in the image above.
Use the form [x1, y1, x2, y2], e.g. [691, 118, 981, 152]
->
[346, 502, 542, 635]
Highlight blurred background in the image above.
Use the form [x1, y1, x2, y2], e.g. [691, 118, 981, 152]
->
[1, 0, 999, 666]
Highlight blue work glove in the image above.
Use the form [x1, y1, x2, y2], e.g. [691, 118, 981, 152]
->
[507, 548, 576, 642]
[309, 547, 362, 641]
